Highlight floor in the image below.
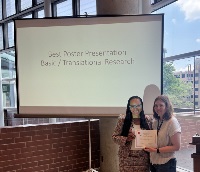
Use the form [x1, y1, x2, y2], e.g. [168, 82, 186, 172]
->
[176, 147, 196, 172]
[175, 111, 199, 172]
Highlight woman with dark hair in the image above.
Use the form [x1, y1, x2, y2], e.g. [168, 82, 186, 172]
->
[112, 96, 152, 172]
[144, 95, 181, 172]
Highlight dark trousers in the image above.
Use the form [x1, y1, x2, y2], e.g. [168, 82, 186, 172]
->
[150, 158, 176, 172]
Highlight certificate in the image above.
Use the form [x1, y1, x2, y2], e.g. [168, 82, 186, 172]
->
[135, 130, 157, 148]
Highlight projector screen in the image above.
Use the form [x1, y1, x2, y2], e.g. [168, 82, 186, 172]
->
[15, 14, 163, 117]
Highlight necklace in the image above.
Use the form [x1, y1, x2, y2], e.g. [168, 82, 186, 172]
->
[132, 114, 140, 118]
[157, 118, 164, 135]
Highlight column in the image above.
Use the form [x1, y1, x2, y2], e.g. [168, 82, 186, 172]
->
[96, 0, 151, 15]
[96, 0, 151, 171]
[44, 0, 52, 17]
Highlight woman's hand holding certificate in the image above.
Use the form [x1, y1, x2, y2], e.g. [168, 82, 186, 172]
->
[135, 130, 157, 148]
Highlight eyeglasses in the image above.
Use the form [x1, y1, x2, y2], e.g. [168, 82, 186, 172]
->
[129, 104, 142, 109]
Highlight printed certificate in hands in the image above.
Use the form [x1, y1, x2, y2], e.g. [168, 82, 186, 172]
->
[135, 130, 157, 148]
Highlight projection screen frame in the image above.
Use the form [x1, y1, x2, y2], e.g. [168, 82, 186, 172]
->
[14, 14, 164, 118]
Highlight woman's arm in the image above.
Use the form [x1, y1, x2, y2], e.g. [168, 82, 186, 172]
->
[158, 132, 181, 152]
[144, 132, 181, 153]
[112, 115, 128, 146]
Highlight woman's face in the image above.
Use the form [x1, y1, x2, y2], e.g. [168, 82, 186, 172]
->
[129, 98, 142, 115]
[154, 99, 166, 117]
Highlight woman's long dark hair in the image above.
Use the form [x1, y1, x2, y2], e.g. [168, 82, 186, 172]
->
[121, 96, 150, 137]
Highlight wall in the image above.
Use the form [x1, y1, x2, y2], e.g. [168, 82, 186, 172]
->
[0, 115, 199, 172]
[4, 108, 86, 126]
[4, 109, 51, 126]
[0, 120, 100, 172]
[177, 116, 200, 148]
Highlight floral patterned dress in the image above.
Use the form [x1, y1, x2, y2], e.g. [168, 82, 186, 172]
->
[112, 114, 152, 172]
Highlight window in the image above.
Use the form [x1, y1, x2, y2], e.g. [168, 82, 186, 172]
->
[37, 0, 44, 4]
[155, 1, 200, 112]
[0, 0, 2, 20]
[187, 73, 193, 78]
[1, 51, 16, 108]
[0, 26, 3, 50]
[151, 0, 162, 5]
[21, 0, 33, 11]
[6, 0, 16, 17]
[37, 9, 45, 18]
[22, 14, 33, 19]
[80, 0, 96, 15]
[174, 75, 180, 78]
[56, 0, 72, 17]
[7, 21, 14, 47]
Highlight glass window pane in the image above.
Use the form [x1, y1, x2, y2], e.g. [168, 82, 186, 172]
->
[56, 0, 72, 17]
[1, 51, 15, 79]
[6, 0, 16, 17]
[80, 0, 96, 15]
[37, 0, 44, 4]
[7, 22, 14, 47]
[154, 1, 200, 116]
[2, 82, 16, 107]
[151, 0, 155, 5]
[1, 51, 16, 108]
[164, 57, 195, 112]
[22, 14, 32, 18]
[21, 0, 32, 11]
[154, 2, 200, 57]
[37, 9, 44, 18]
[0, 25, 3, 50]
[0, 0, 2, 20]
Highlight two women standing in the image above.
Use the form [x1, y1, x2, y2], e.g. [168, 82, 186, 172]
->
[112, 95, 181, 172]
